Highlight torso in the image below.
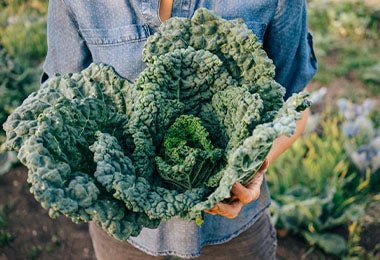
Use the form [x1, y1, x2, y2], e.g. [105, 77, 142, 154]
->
[159, 0, 173, 21]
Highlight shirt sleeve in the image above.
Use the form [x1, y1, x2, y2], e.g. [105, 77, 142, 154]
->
[42, 0, 92, 82]
[263, 0, 317, 99]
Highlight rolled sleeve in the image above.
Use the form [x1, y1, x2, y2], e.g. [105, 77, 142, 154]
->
[264, 0, 317, 99]
[42, 0, 92, 82]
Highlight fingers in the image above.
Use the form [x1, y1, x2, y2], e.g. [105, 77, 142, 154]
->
[230, 172, 264, 204]
[257, 158, 269, 174]
[204, 200, 243, 219]
[204, 159, 269, 219]
[204, 178, 262, 218]
[231, 159, 268, 204]
[203, 173, 263, 218]
[246, 170, 265, 189]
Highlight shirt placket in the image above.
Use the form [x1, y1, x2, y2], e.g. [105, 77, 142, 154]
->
[140, 0, 194, 30]
[171, 0, 192, 18]
[140, 0, 161, 29]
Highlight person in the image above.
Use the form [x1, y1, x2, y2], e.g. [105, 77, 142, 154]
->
[42, 0, 317, 259]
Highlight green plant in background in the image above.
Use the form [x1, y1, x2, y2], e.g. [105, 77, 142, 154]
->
[268, 113, 373, 256]
[308, 0, 380, 47]
[309, 0, 379, 41]
[308, 0, 380, 89]
[0, 203, 15, 246]
[1, 15, 47, 66]
[337, 98, 380, 192]
[361, 64, 380, 95]
[343, 220, 379, 260]
[0, 0, 48, 67]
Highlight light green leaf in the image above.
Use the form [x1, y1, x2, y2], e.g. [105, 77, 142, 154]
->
[303, 231, 347, 255]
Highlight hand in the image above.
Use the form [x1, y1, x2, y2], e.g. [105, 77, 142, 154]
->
[204, 159, 269, 219]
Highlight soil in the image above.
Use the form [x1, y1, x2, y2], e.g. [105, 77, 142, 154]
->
[0, 166, 359, 260]
[0, 167, 95, 260]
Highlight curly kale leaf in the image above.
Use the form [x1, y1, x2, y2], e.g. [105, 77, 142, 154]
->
[118, 7, 310, 222]
[90, 131, 208, 220]
[130, 46, 232, 179]
[4, 63, 135, 152]
[3, 64, 158, 240]
[156, 115, 224, 192]
[188, 92, 312, 219]
[143, 8, 286, 122]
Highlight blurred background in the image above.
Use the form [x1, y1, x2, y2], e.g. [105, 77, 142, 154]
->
[0, 0, 379, 259]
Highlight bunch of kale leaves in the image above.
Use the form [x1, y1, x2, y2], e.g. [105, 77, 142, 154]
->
[3, 8, 310, 240]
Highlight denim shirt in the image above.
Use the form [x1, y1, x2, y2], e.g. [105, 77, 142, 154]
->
[43, 0, 317, 258]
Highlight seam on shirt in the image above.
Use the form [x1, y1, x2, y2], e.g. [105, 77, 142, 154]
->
[80, 24, 150, 46]
[89, 38, 147, 47]
[61, 0, 83, 38]
[272, 0, 280, 23]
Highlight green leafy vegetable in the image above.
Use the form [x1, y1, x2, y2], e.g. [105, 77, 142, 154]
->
[3, 8, 311, 240]
[156, 115, 224, 192]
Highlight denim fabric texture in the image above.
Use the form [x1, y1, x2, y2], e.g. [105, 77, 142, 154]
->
[89, 209, 277, 259]
[43, 0, 317, 258]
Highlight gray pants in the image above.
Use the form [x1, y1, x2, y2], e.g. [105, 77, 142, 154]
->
[89, 211, 277, 260]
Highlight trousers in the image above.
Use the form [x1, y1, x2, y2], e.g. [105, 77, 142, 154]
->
[89, 210, 277, 260]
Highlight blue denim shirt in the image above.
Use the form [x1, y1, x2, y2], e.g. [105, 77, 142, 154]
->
[43, 0, 317, 257]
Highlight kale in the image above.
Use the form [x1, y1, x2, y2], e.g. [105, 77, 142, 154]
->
[3, 8, 311, 240]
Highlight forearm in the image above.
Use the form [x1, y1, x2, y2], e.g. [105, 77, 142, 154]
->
[266, 107, 309, 165]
